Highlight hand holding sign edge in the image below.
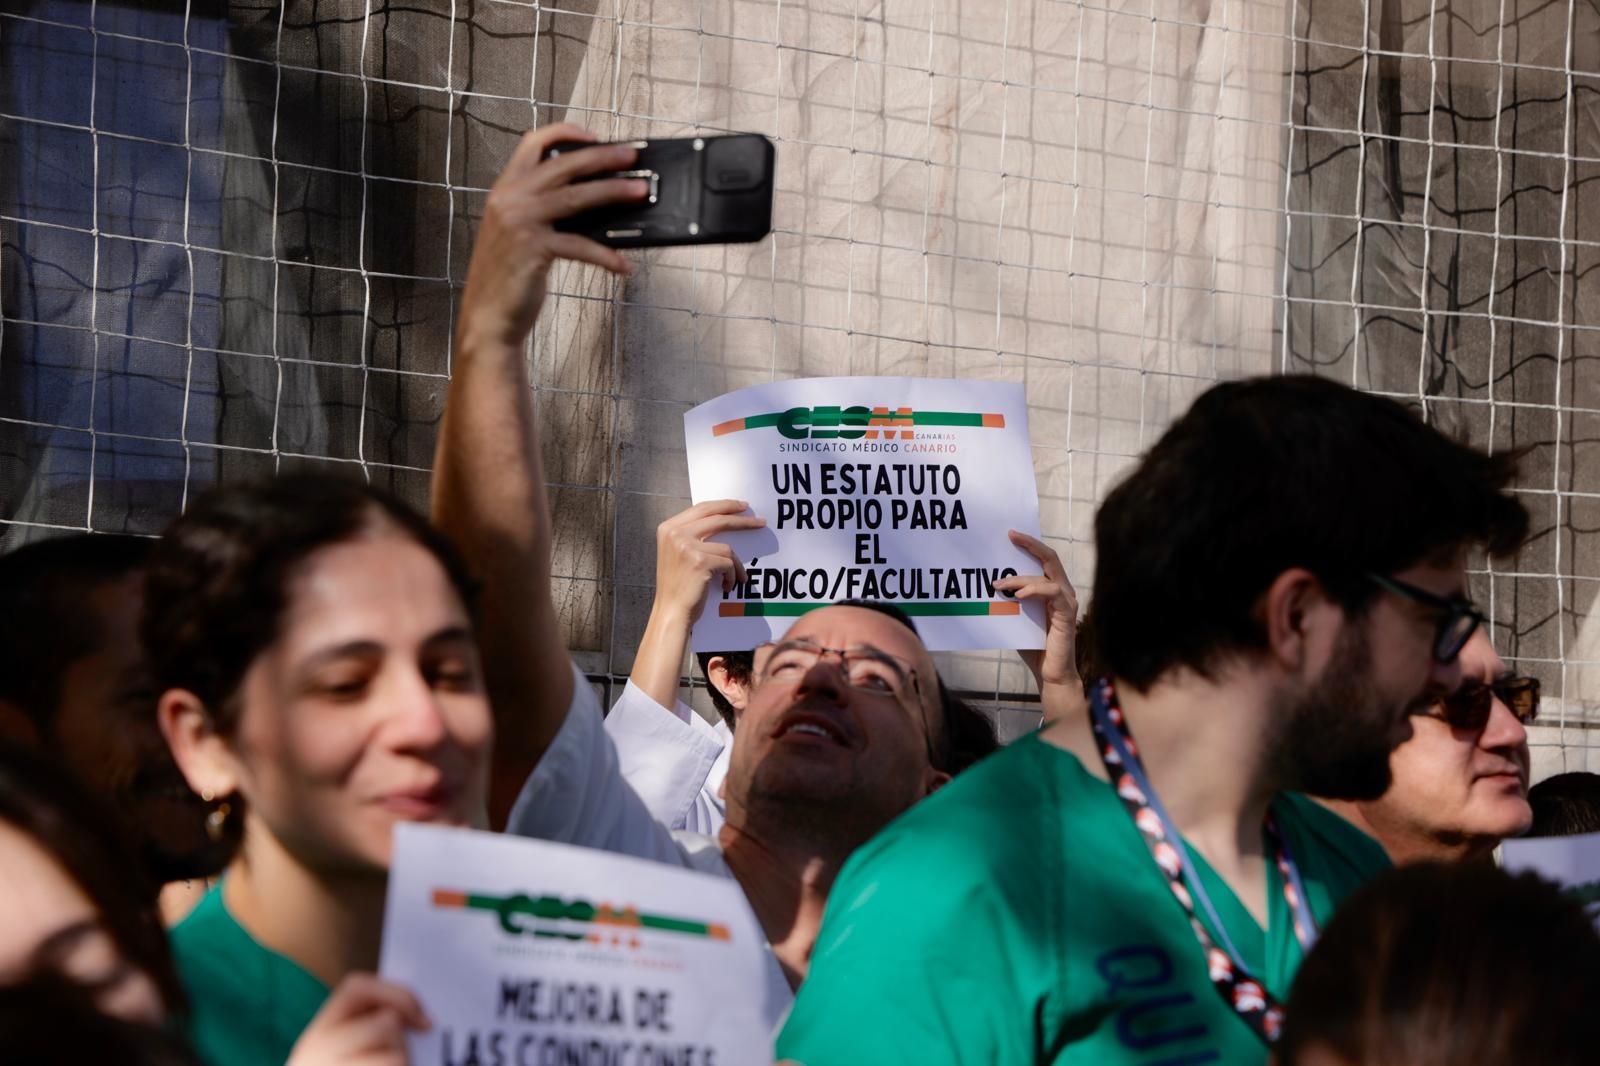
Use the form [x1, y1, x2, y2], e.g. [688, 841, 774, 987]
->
[996, 530, 1085, 725]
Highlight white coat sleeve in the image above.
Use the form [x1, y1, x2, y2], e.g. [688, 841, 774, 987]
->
[604, 680, 727, 832]
[504, 664, 690, 868]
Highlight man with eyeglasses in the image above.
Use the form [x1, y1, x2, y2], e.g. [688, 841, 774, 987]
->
[777, 376, 1531, 1065]
[503, 599, 999, 1031]
[1319, 627, 1538, 865]
[607, 500, 1080, 837]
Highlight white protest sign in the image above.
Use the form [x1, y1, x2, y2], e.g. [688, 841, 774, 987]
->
[1501, 830, 1600, 927]
[682, 376, 1046, 652]
[379, 824, 776, 1066]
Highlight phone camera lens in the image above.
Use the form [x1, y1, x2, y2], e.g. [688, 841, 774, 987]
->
[704, 137, 767, 192]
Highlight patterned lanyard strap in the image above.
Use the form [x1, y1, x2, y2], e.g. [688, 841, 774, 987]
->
[1087, 678, 1318, 1047]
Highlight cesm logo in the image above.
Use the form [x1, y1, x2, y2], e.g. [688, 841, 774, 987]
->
[431, 889, 731, 951]
[712, 405, 1005, 441]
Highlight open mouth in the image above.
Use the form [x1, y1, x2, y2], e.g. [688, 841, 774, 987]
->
[775, 714, 852, 747]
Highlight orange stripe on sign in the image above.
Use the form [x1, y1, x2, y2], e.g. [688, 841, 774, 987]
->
[712, 418, 746, 436]
[989, 601, 1021, 616]
[432, 890, 468, 907]
[982, 413, 1006, 428]
[706, 924, 732, 941]
[719, 603, 747, 617]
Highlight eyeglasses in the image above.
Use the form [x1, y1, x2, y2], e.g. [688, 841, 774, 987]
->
[1368, 573, 1485, 664]
[1433, 675, 1541, 732]
[754, 639, 922, 703]
[754, 637, 940, 769]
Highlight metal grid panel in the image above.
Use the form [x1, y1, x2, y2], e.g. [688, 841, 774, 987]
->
[2, 0, 1595, 771]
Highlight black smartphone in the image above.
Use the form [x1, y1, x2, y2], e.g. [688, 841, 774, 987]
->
[545, 133, 775, 248]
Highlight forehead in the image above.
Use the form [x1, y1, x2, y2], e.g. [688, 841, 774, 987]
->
[85, 574, 143, 646]
[1390, 551, 1470, 599]
[1456, 629, 1505, 683]
[278, 532, 470, 652]
[785, 606, 931, 670]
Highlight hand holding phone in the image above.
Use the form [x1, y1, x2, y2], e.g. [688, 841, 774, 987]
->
[457, 124, 644, 346]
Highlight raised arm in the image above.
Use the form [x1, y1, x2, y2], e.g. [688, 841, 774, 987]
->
[434, 123, 646, 822]
[631, 500, 766, 709]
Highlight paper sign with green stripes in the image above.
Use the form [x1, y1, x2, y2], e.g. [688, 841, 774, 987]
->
[432, 889, 731, 944]
[720, 600, 1020, 617]
[712, 405, 1005, 441]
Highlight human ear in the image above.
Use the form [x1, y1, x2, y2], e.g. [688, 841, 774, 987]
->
[706, 656, 751, 715]
[1259, 568, 1338, 673]
[157, 688, 242, 800]
[924, 768, 952, 796]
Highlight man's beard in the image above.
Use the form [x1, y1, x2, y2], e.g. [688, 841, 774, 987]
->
[1274, 623, 1407, 801]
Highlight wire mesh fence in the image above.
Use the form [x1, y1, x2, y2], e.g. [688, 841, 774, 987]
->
[2, 0, 1596, 766]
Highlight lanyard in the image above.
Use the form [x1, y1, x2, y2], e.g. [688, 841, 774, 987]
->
[1087, 678, 1318, 1047]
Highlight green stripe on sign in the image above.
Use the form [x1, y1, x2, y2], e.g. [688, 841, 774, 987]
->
[638, 914, 718, 936]
[733, 601, 1001, 617]
[912, 412, 987, 427]
[739, 412, 789, 430]
[896, 601, 1003, 616]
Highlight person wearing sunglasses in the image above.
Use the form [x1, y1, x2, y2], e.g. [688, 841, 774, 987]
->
[1320, 628, 1536, 865]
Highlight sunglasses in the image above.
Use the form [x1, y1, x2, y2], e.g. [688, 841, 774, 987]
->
[1368, 572, 1485, 664]
[1433, 675, 1541, 732]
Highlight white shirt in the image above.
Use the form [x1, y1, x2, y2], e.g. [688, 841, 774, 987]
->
[605, 679, 731, 835]
[506, 665, 791, 1031]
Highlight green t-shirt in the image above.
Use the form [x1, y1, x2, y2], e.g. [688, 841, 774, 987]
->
[171, 885, 330, 1066]
[776, 734, 1390, 1065]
